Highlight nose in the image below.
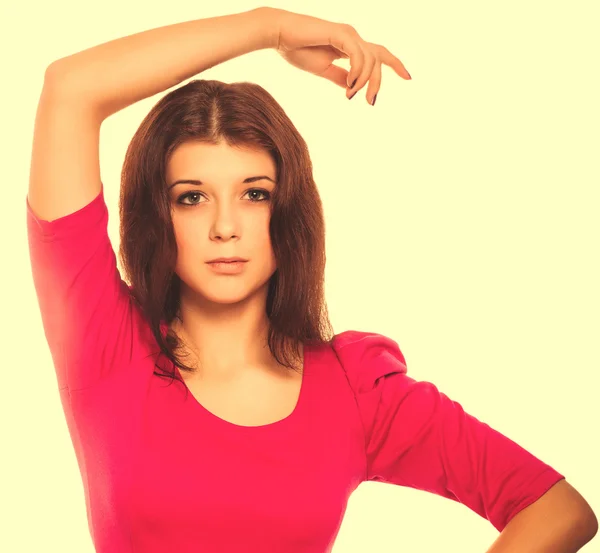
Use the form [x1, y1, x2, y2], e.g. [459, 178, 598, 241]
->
[209, 204, 239, 241]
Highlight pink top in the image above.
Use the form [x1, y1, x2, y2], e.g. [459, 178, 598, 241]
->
[26, 184, 565, 553]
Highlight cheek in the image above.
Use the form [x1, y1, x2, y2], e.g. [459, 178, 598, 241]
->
[255, 217, 274, 252]
[172, 217, 207, 267]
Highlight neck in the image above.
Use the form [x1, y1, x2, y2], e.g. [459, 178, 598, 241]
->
[171, 285, 282, 379]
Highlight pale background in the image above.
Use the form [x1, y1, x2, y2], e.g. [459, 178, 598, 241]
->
[1, 0, 599, 551]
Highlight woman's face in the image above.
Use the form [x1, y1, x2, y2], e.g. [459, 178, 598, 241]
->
[166, 140, 277, 305]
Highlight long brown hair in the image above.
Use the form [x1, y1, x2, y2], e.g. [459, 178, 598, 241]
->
[118, 79, 334, 385]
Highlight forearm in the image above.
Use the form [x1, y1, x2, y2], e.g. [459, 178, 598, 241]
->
[45, 7, 278, 120]
[485, 518, 596, 553]
[484, 481, 598, 553]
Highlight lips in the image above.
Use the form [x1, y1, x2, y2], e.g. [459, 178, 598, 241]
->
[206, 258, 247, 274]
[206, 257, 247, 263]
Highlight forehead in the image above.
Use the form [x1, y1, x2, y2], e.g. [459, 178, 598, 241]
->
[166, 141, 275, 182]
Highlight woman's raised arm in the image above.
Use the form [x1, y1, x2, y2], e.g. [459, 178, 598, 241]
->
[45, 7, 278, 121]
[29, 7, 277, 222]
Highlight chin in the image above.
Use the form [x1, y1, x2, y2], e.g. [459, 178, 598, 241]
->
[196, 280, 270, 306]
[178, 269, 274, 306]
[202, 292, 251, 305]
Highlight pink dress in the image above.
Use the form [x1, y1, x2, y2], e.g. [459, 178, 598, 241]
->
[26, 184, 565, 553]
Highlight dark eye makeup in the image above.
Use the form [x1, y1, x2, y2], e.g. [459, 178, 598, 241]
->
[176, 188, 271, 206]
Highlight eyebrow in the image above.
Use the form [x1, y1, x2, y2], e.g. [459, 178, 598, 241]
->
[168, 176, 276, 190]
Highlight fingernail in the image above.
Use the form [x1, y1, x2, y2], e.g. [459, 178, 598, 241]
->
[371, 94, 377, 106]
[348, 90, 357, 100]
[406, 70, 412, 79]
[350, 78, 357, 89]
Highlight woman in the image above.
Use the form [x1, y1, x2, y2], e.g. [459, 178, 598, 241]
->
[26, 6, 596, 553]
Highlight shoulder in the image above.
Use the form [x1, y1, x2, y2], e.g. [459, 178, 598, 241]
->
[330, 330, 408, 394]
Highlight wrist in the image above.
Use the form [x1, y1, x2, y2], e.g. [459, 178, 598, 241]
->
[253, 6, 282, 50]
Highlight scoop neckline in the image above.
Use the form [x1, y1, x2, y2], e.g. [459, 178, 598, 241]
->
[172, 342, 311, 431]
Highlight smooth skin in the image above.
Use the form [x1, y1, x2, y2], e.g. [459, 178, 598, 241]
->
[166, 141, 280, 387]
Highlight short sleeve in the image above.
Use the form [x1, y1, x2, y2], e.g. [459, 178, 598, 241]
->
[332, 330, 566, 533]
[26, 183, 147, 391]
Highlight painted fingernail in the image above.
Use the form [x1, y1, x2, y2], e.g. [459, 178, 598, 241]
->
[348, 90, 357, 100]
[350, 78, 357, 89]
[371, 94, 377, 106]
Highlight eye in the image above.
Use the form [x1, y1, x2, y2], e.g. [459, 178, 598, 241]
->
[244, 189, 271, 202]
[177, 191, 204, 206]
[176, 189, 271, 206]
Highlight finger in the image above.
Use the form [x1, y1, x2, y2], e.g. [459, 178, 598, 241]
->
[330, 46, 350, 60]
[365, 61, 382, 105]
[328, 24, 365, 87]
[347, 50, 377, 99]
[376, 44, 411, 79]
[319, 63, 351, 89]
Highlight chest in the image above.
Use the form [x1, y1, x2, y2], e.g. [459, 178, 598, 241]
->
[182, 370, 303, 427]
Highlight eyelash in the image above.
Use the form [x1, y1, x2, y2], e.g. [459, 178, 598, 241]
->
[176, 188, 271, 207]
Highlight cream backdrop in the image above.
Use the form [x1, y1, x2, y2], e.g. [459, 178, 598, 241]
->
[2, 0, 599, 552]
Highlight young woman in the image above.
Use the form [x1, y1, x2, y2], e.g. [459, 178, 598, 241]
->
[26, 6, 596, 553]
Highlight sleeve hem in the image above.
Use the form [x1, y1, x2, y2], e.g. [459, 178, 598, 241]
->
[26, 183, 106, 241]
[498, 469, 566, 532]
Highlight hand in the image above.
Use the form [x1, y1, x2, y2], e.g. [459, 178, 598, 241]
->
[269, 8, 411, 104]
